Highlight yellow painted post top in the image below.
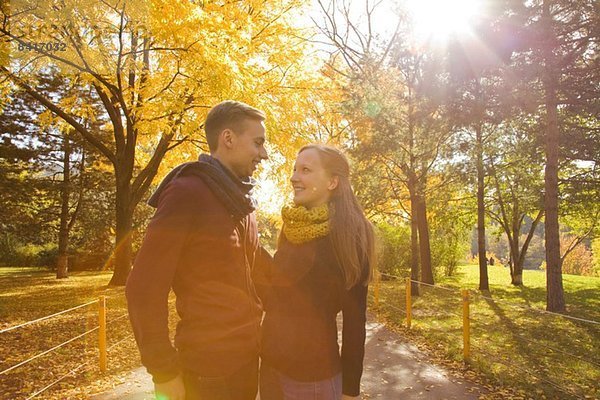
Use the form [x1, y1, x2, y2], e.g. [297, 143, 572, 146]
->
[98, 296, 107, 372]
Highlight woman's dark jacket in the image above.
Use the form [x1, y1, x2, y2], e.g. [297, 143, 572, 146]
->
[125, 169, 262, 383]
[255, 235, 368, 397]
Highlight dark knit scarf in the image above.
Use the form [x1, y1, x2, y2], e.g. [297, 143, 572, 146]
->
[148, 154, 257, 221]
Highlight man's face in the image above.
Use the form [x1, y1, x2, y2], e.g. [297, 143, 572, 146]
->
[228, 119, 269, 178]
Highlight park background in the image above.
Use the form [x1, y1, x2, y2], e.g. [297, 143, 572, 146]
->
[0, 0, 598, 399]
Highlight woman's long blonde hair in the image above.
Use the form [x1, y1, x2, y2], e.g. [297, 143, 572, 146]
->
[298, 144, 376, 288]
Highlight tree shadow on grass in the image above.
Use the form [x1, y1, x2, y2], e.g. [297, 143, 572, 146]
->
[564, 288, 600, 321]
[480, 292, 598, 399]
[440, 273, 464, 285]
[487, 283, 600, 341]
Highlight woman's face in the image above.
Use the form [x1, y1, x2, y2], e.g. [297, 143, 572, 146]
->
[291, 148, 338, 209]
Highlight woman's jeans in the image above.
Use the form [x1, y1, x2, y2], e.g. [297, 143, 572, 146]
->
[182, 359, 258, 400]
[259, 362, 342, 400]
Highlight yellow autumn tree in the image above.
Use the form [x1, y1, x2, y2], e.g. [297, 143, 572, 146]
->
[0, 0, 329, 285]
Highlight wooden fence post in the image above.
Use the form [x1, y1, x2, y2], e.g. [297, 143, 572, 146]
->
[98, 296, 107, 372]
[462, 289, 470, 361]
[374, 270, 380, 309]
[405, 277, 412, 329]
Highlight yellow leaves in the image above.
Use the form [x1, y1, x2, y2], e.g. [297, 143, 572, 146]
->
[37, 109, 59, 128]
[0, 31, 9, 68]
[2, 0, 341, 213]
[126, 0, 151, 22]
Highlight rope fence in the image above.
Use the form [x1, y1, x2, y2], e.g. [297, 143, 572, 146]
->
[25, 358, 96, 400]
[107, 332, 136, 352]
[379, 271, 600, 325]
[0, 300, 97, 334]
[0, 326, 99, 375]
[0, 295, 134, 399]
[472, 290, 600, 325]
[370, 274, 599, 400]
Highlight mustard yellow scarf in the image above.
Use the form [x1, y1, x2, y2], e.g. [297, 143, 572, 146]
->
[281, 204, 330, 244]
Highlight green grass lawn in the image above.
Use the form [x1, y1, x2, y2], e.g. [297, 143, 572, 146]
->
[373, 264, 600, 400]
[0, 268, 150, 400]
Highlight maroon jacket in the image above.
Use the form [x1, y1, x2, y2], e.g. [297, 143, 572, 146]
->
[126, 171, 262, 383]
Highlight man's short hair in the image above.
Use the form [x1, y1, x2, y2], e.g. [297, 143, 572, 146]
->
[204, 100, 266, 152]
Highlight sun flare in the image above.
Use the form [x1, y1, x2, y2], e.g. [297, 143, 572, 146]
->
[406, 0, 480, 41]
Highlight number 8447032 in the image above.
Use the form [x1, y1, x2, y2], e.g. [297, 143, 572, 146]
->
[17, 41, 67, 52]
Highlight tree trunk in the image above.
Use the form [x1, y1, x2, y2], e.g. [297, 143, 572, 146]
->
[510, 207, 522, 286]
[416, 192, 434, 284]
[56, 132, 70, 279]
[542, 0, 565, 312]
[475, 120, 489, 291]
[108, 177, 133, 286]
[406, 89, 420, 295]
[511, 255, 524, 286]
[515, 210, 544, 286]
[409, 181, 420, 296]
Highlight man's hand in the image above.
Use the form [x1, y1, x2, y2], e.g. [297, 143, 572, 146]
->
[154, 374, 186, 400]
[342, 395, 359, 400]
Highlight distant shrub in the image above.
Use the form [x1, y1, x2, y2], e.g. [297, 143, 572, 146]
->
[540, 235, 598, 277]
[375, 223, 410, 279]
[70, 252, 112, 271]
[431, 231, 470, 277]
[592, 238, 600, 277]
[7, 243, 58, 267]
[562, 242, 595, 277]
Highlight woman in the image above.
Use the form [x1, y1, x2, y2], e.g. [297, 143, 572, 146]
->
[256, 144, 376, 400]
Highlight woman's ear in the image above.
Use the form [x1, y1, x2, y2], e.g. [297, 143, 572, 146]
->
[328, 175, 339, 191]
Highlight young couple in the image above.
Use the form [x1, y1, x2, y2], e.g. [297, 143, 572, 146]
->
[126, 100, 376, 400]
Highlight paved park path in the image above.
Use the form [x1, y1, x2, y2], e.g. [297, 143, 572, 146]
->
[91, 315, 484, 399]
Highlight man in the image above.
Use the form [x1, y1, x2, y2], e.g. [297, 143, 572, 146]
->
[126, 100, 269, 400]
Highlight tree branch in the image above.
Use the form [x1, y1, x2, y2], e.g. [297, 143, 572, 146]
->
[1, 66, 116, 164]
